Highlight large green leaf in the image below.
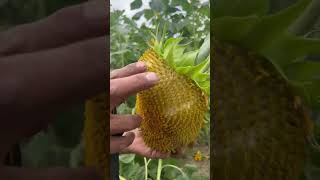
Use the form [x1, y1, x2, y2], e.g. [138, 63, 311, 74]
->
[212, 16, 260, 43]
[285, 61, 320, 108]
[119, 154, 136, 164]
[149, 0, 165, 12]
[212, 0, 269, 18]
[179, 50, 199, 67]
[196, 33, 210, 65]
[243, 0, 312, 50]
[261, 33, 320, 68]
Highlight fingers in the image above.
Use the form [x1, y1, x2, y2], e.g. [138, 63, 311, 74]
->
[0, 36, 107, 110]
[0, 0, 108, 56]
[110, 132, 135, 154]
[110, 115, 142, 135]
[110, 72, 159, 109]
[110, 62, 147, 79]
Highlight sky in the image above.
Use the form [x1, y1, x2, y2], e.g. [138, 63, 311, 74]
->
[110, 0, 151, 17]
[110, 0, 208, 17]
[110, 0, 208, 27]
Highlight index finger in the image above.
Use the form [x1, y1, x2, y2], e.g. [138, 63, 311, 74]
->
[0, 0, 108, 56]
[110, 72, 159, 110]
[110, 62, 147, 79]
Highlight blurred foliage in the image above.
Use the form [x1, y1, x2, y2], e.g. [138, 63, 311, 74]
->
[0, 0, 87, 168]
[0, 0, 86, 25]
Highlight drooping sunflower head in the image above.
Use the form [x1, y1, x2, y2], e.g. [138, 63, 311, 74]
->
[135, 26, 210, 152]
[212, 0, 320, 109]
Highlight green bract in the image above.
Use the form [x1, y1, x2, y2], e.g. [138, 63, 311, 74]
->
[213, 0, 320, 109]
[149, 32, 210, 96]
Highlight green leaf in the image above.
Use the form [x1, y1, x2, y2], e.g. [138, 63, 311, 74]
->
[167, 6, 179, 13]
[285, 61, 320, 82]
[119, 154, 136, 164]
[177, 50, 199, 67]
[144, 9, 154, 20]
[132, 10, 144, 20]
[284, 61, 320, 109]
[183, 164, 198, 177]
[130, 0, 142, 10]
[150, 0, 165, 12]
[243, 0, 312, 51]
[176, 57, 210, 95]
[196, 80, 210, 95]
[212, 0, 269, 18]
[120, 162, 141, 179]
[69, 141, 84, 168]
[260, 33, 320, 68]
[163, 38, 182, 59]
[175, 19, 190, 31]
[180, 0, 192, 13]
[212, 15, 260, 43]
[196, 33, 210, 64]
[166, 45, 176, 68]
[193, 72, 210, 83]
[199, 3, 209, 16]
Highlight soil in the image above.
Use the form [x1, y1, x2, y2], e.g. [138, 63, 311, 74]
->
[182, 144, 210, 177]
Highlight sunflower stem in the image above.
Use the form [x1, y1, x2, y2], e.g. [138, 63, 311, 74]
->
[156, 159, 163, 180]
[289, 0, 320, 35]
[144, 158, 151, 180]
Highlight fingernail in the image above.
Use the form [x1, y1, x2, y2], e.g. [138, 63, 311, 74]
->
[146, 72, 159, 82]
[136, 61, 146, 68]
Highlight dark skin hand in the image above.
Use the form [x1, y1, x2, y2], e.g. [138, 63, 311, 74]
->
[0, 0, 107, 179]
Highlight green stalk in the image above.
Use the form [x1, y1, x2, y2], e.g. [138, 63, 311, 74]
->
[161, 165, 188, 179]
[156, 159, 163, 180]
[144, 158, 151, 180]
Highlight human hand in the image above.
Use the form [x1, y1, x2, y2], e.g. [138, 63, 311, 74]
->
[0, 0, 108, 159]
[0, 1, 108, 179]
[120, 128, 170, 159]
[110, 62, 159, 154]
[121, 129, 186, 159]
[0, 0, 107, 112]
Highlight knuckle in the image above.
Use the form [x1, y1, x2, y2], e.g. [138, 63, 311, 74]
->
[127, 117, 139, 130]
[120, 138, 132, 149]
[110, 69, 119, 79]
[126, 62, 137, 70]
[134, 74, 148, 86]
[109, 81, 118, 96]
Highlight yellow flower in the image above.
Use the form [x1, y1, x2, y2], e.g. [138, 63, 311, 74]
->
[193, 150, 202, 161]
